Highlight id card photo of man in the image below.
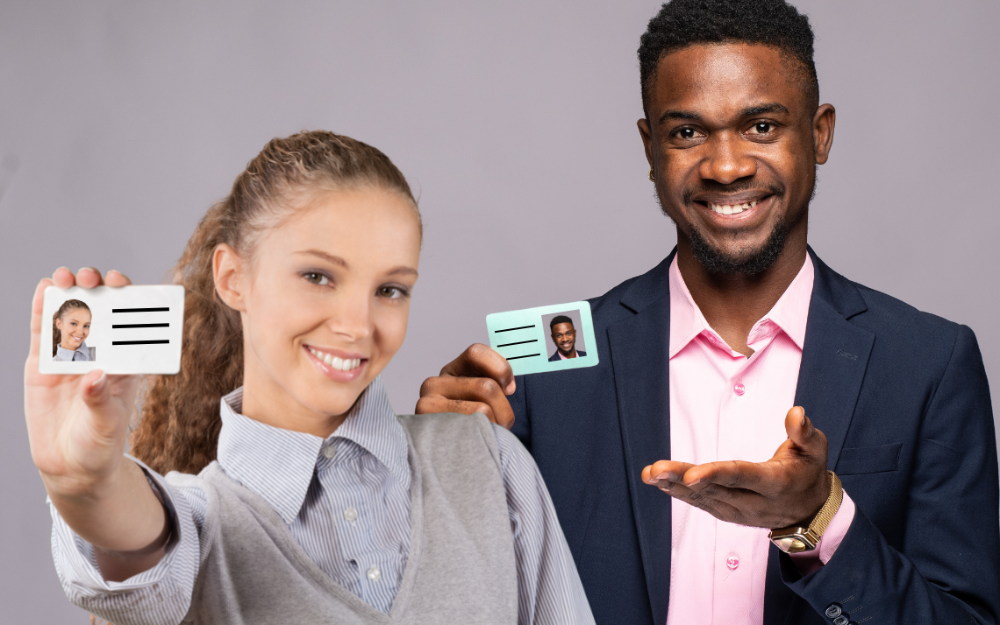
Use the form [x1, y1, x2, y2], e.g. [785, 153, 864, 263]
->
[547, 314, 586, 361]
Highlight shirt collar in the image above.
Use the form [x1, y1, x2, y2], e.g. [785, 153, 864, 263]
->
[668, 254, 814, 358]
[55, 341, 90, 361]
[216, 376, 406, 524]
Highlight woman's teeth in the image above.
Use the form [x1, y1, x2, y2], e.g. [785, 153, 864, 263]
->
[308, 347, 362, 371]
[710, 199, 758, 215]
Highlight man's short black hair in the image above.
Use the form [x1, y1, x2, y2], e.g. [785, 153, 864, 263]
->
[638, 0, 819, 117]
[550, 315, 575, 330]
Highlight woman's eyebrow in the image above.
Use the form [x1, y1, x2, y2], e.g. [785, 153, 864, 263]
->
[297, 250, 348, 267]
[386, 267, 418, 277]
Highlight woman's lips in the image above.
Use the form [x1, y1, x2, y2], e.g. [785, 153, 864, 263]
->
[303, 345, 367, 383]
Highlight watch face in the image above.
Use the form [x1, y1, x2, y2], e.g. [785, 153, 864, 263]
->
[773, 535, 810, 553]
[770, 528, 817, 553]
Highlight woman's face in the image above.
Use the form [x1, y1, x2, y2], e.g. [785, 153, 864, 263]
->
[233, 187, 421, 435]
[56, 308, 91, 350]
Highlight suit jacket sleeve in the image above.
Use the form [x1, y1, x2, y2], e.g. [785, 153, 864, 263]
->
[782, 325, 1000, 624]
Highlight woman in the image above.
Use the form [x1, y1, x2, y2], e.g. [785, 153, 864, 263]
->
[52, 299, 95, 361]
[24, 131, 594, 624]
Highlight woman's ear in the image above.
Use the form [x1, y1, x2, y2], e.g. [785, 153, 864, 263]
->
[213, 243, 248, 312]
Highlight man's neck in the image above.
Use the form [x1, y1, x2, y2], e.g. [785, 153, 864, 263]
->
[675, 237, 808, 357]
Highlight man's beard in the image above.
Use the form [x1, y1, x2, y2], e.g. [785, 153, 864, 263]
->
[687, 218, 788, 277]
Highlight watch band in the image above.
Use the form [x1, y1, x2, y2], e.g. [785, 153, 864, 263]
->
[806, 471, 843, 538]
[768, 471, 843, 553]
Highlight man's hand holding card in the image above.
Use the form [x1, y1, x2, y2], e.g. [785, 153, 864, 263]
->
[417, 301, 598, 428]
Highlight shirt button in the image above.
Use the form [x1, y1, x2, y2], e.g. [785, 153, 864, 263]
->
[367, 565, 381, 581]
[733, 383, 746, 396]
[322, 446, 336, 459]
[726, 554, 740, 570]
[343, 507, 358, 522]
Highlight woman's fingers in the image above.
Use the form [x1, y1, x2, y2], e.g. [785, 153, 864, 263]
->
[52, 267, 75, 288]
[75, 267, 104, 288]
[26, 279, 54, 379]
[104, 270, 132, 287]
[52, 266, 126, 289]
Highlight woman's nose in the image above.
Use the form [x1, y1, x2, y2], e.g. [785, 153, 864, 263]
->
[329, 298, 373, 342]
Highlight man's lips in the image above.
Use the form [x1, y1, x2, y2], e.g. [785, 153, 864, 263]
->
[693, 194, 774, 219]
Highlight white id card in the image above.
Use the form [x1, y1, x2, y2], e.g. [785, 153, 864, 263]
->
[39, 285, 185, 375]
[486, 301, 598, 376]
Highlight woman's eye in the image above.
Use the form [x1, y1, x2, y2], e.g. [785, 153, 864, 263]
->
[378, 286, 408, 299]
[303, 272, 331, 286]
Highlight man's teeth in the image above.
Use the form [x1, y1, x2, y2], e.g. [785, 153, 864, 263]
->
[710, 200, 758, 215]
[308, 347, 362, 371]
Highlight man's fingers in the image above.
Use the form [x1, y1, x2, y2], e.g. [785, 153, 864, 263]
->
[682, 459, 771, 492]
[642, 460, 694, 485]
[438, 344, 515, 395]
[415, 396, 513, 428]
[783, 406, 827, 455]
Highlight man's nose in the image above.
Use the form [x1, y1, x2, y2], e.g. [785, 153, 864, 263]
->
[698, 132, 756, 184]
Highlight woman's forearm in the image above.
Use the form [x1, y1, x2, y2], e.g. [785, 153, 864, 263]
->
[44, 457, 170, 581]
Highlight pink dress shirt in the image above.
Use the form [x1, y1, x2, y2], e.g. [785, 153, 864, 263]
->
[665, 255, 855, 625]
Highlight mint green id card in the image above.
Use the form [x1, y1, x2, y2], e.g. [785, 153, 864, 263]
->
[486, 301, 598, 376]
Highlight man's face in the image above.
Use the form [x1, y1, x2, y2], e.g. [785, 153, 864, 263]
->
[551, 322, 577, 355]
[638, 43, 834, 275]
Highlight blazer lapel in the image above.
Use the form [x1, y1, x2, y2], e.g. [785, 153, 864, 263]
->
[607, 254, 674, 625]
[764, 248, 874, 625]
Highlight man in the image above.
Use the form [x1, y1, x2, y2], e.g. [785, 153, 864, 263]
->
[418, 1, 999, 624]
[548, 315, 586, 361]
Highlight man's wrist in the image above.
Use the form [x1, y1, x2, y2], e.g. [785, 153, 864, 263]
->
[770, 472, 843, 553]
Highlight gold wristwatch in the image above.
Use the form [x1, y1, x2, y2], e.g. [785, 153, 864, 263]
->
[769, 471, 843, 553]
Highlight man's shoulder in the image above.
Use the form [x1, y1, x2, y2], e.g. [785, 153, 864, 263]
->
[815, 259, 973, 368]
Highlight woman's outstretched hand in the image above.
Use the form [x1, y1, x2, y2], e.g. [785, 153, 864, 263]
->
[25, 267, 138, 493]
[24, 267, 169, 578]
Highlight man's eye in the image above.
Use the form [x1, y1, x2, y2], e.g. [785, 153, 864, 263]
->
[678, 128, 696, 140]
[304, 272, 331, 286]
[749, 122, 773, 134]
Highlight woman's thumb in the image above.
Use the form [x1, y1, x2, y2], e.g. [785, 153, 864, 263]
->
[82, 370, 109, 408]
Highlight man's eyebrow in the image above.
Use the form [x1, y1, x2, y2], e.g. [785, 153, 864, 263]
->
[657, 103, 790, 126]
[658, 109, 702, 125]
[741, 103, 789, 117]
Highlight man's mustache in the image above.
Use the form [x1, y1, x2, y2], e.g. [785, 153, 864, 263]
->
[682, 181, 784, 204]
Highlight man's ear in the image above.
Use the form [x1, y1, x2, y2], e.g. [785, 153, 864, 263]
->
[214, 243, 248, 312]
[637, 117, 655, 171]
[813, 103, 836, 165]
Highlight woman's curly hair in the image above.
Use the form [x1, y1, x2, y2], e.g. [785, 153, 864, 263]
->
[129, 130, 419, 475]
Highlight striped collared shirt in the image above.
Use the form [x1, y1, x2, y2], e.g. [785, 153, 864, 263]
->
[54, 341, 92, 361]
[50, 376, 594, 625]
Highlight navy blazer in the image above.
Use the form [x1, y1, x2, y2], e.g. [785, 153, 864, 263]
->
[509, 248, 999, 625]
[548, 349, 586, 362]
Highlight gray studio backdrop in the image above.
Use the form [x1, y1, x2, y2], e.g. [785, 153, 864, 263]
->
[2, 0, 998, 619]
